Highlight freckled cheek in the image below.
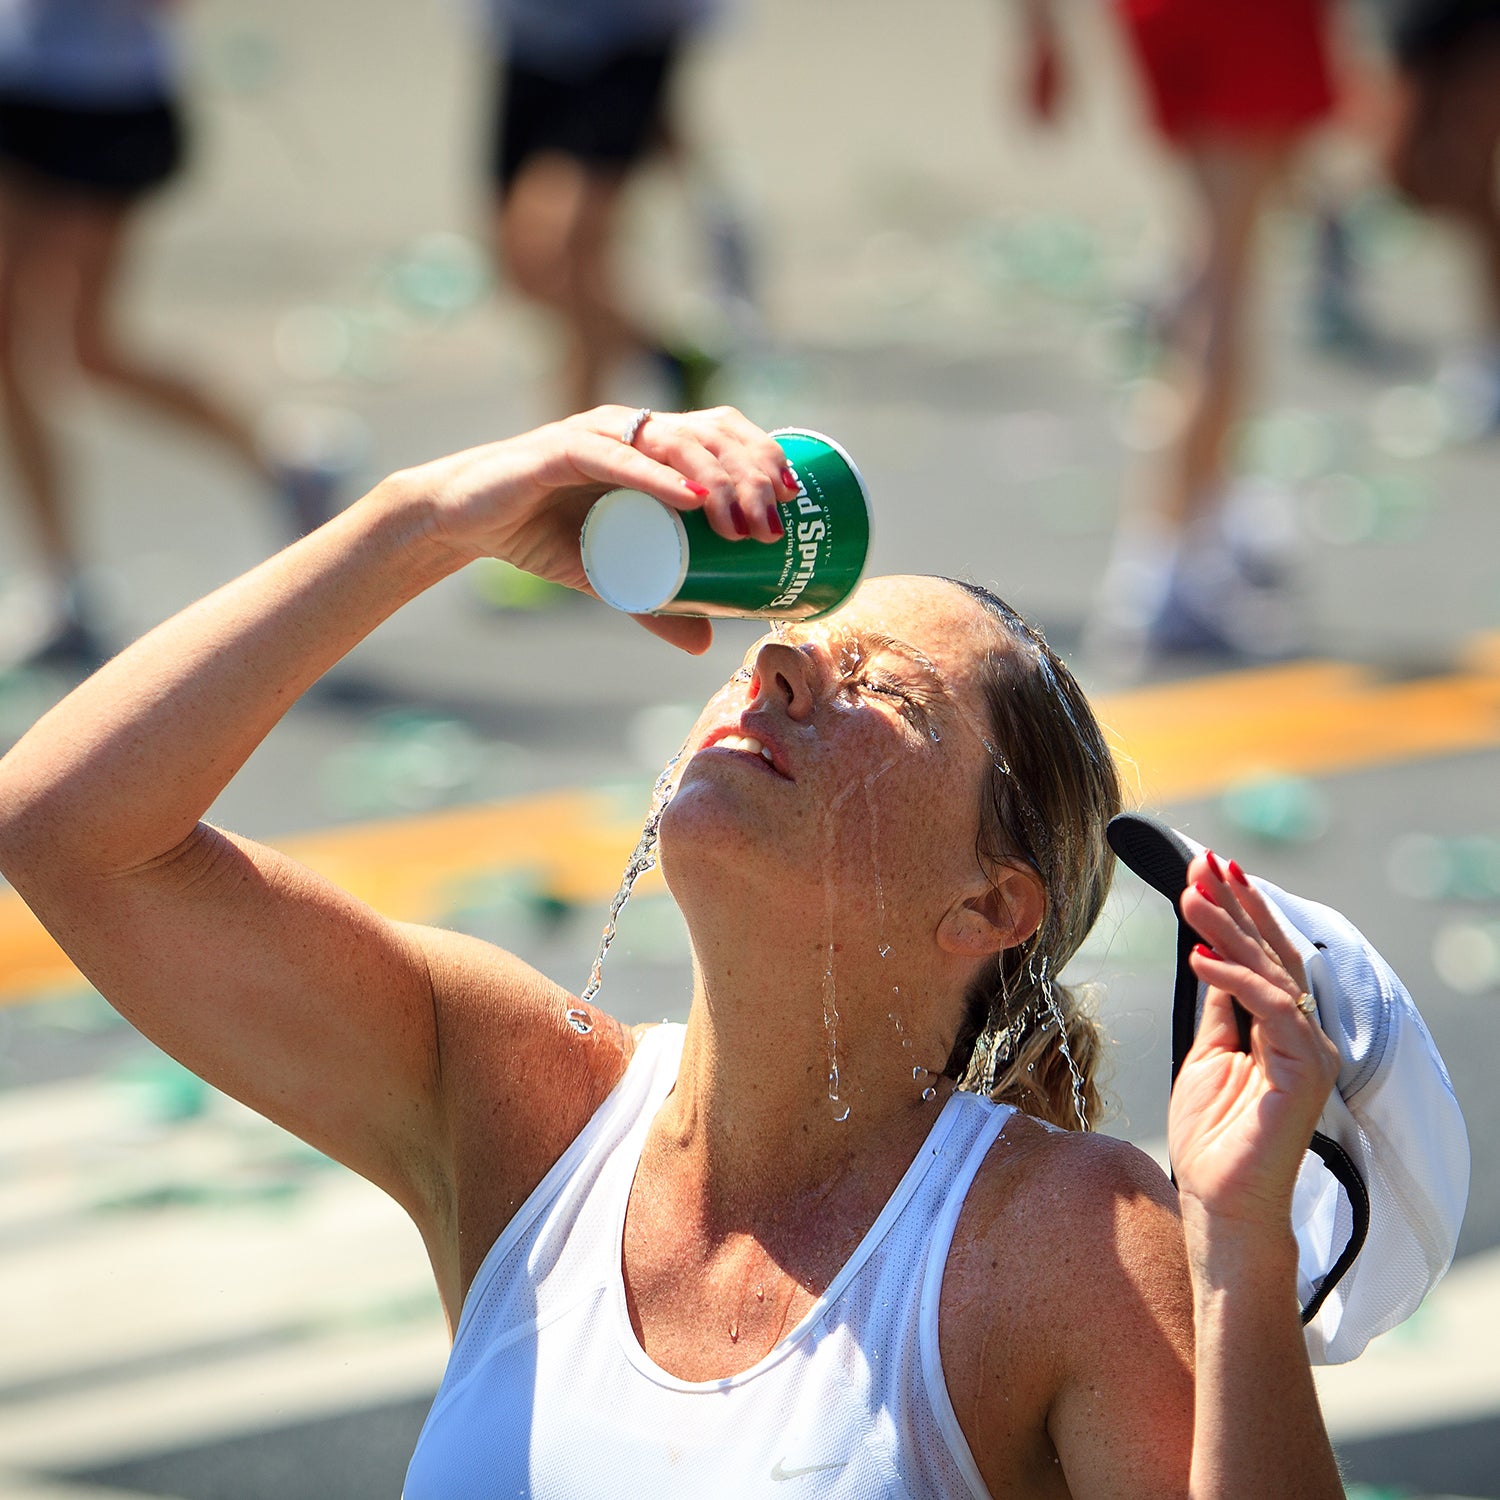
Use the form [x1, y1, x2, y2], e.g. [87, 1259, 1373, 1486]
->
[880, 766, 985, 859]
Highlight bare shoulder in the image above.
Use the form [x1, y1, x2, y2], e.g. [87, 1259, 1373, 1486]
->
[404, 923, 643, 1302]
[954, 1116, 1191, 1344]
[938, 1116, 1195, 1495]
[979, 1118, 1182, 1252]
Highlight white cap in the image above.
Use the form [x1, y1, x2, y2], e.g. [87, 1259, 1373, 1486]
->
[1107, 812, 1470, 1364]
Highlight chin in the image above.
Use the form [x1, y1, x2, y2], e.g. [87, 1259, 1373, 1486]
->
[656, 773, 809, 901]
[658, 777, 757, 873]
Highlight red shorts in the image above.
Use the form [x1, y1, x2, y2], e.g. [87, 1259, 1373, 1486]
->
[1112, 0, 1335, 143]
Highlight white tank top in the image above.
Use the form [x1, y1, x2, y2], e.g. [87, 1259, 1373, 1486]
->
[404, 1023, 1014, 1500]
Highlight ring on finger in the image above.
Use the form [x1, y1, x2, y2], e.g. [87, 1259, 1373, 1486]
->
[1295, 991, 1318, 1021]
[621, 407, 652, 447]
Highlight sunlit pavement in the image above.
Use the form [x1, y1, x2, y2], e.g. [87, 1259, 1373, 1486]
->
[1, 0, 1499, 1495]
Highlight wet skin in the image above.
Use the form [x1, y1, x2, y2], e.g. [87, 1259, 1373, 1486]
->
[612, 586, 1039, 1344]
[661, 575, 1043, 1020]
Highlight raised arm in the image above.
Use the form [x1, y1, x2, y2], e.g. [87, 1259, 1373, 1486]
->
[1167, 850, 1344, 1497]
[974, 849, 1346, 1498]
[0, 406, 792, 1304]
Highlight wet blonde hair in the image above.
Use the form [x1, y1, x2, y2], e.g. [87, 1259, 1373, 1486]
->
[939, 581, 1122, 1130]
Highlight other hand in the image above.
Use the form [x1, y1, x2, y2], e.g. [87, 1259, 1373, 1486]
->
[1168, 852, 1340, 1231]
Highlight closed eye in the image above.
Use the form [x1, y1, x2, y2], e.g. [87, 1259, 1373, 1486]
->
[847, 673, 931, 728]
[854, 675, 910, 703]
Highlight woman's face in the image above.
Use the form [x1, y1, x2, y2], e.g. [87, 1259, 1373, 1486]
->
[659, 576, 1007, 949]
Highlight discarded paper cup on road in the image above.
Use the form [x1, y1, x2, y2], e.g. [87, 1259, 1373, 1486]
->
[580, 427, 871, 620]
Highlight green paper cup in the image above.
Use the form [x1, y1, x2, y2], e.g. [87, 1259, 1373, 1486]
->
[580, 428, 872, 620]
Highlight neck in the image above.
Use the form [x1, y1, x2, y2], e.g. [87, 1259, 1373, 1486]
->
[651, 934, 961, 1224]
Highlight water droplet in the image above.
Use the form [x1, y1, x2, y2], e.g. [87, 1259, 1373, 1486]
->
[565, 1007, 593, 1035]
[729, 1319, 739, 1342]
[913, 1065, 925, 1080]
[921, 1085, 937, 1102]
[755, 1285, 765, 1301]
[928, 723, 942, 743]
[833, 1105, 851, 1123]
[879, 944, 892, 958]
[579, 746, 686, 1006]
[820, 797, 849, 1114]
[1037, 958, 1089, 1131]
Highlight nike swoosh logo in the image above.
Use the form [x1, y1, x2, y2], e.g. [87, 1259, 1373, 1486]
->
[770, 1458, 848, 1481]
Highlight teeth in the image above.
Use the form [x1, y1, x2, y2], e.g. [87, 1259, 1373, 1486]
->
[716, 734, 774, 764]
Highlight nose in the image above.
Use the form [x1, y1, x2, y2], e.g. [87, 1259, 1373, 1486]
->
[748, 640, 819, 723]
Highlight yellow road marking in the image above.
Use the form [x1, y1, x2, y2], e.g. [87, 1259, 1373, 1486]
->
[0, 790, 664, 1008]
[1098, 654, 1500, 803]
[5, 649, 1500, 1007]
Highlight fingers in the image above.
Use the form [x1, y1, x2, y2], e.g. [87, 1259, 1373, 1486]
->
[1180, 850, 1307, 998]
[1189, 949, 1340, 1094]
[1218, 857, 1309, 993]
[617, 406, 795, 544]
[1181, 848, 1335, 1081]
[563, 424, 724, 516]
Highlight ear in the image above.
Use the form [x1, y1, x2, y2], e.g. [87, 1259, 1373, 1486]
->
[937, 864, 1045, 958]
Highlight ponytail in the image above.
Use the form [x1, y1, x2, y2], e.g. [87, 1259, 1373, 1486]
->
[946, 959, 1107, 1130]
[939, 579, 1123, 1132]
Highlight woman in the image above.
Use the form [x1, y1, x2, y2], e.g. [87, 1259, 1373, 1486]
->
[0, 406, 1344, 1496]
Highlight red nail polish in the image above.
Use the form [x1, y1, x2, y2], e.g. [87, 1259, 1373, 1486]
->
[768, 510, 785, 538]
[1194, 942, 1219, 959]
[1194, 880, 1219, 907]
[683, 480, 711, 498]
[1228, 859, 1249, 886]
[781, 466, 797, 489]
[1205, 849, 1224, 881]
[728, 499, 751, 537]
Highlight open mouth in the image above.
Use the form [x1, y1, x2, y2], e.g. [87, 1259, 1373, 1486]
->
[699, 729, 793, 780]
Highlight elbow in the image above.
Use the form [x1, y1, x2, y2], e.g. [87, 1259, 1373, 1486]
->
[0, 741, 92, 892]
[0, 771, 57, 891]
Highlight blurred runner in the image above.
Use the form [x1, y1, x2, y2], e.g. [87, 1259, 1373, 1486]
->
[1021, 0, 1337, 668]
[479, 0, 724, 415]
[0, 0, 337, 670]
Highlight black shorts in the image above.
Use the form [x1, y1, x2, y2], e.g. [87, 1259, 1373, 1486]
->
[490, 43, 677, 197]
[0, 93, 185, 200]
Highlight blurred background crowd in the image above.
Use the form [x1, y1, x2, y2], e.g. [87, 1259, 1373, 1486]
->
[3, 0, 1500, 677]
[1, 1, 1499, 1497]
